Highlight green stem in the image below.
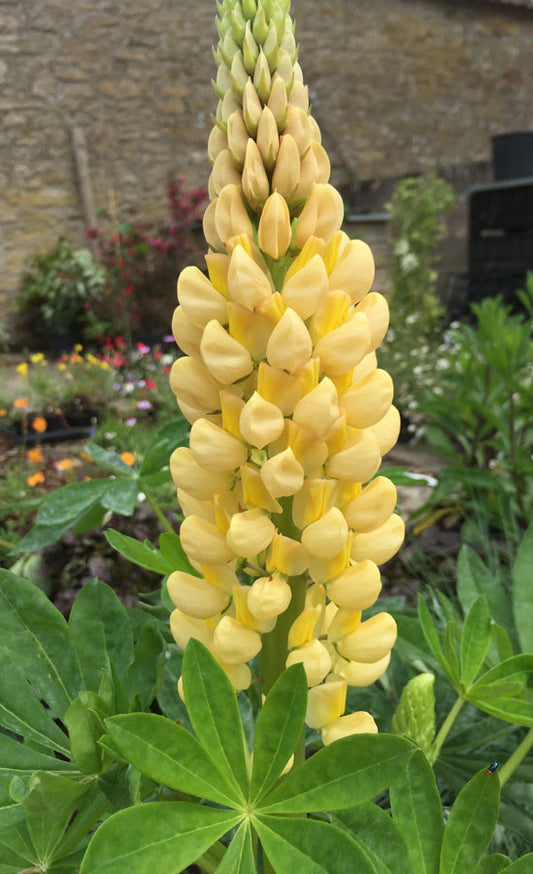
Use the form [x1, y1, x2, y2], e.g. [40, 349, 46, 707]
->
[141, 482, 175, 535]
[195, 841, 227, 873]
[0, 537, 16, 550]
[498, 727, 533, 787]
[259, 575, 307, 697]
[429, 696, 464, 764]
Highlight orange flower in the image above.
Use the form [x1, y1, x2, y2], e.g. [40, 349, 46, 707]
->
[0, 409, 6, 417]
[14, 398, 28, 409]
[56, 458, 74, 471]
[31, 416, 47, 434]
[120, 451, 135, 466]
[27, 447, 43, 464]
[27, 471, 45, 487]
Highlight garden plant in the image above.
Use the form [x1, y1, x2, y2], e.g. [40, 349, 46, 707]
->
[0, 1, 532, 873]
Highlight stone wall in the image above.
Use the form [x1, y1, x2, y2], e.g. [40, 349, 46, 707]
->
[1, 0, 532, 314]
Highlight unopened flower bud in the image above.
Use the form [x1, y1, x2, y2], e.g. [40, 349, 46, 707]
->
[271, 134, 300, 200]
[267, 72, 288, 126]
[227, 110, 249, 167]
[227, 244, 273, 309]
[253, 48, 272, 102]
[242, 138, 270, 210]
[242, 77, 262, 135]
[215, 184, 255, 243]
[257, 106, 280, 171]
[258, 192, 292, 259]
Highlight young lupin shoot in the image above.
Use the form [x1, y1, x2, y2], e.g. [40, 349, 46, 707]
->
[168, 0, 404, 745]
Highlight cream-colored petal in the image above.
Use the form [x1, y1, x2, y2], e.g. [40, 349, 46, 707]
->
[351, 514, 405, 565]
[200, 319, 253, 384]
[341, 369, 394, 429]
[335, 652, 391, 687]
[266, 308, 312, 373]
[326, 560, 382, 610]
[322, 711, 378, 745]
[170, 447, 231, 500]
[286, 639, 332, 687]
[180, 515, 236, 566]
[326, 430, 381, 483]
[170, 609, 213, 650]
[226, 508, 276, 558]
[260, 447, 305, 498]
[292, 377, 339, 438]
[281, 254, 329, 320]
[337, 612, 397, 663]
[177, 266, 228, 329]
[305, 675, 347, 729]
[314, 312, 371, 376]
[227, 244, 273, 310]
[367, 405, 401, 456]
[239, 391, 285, 448]
[213, 616, 262, 664]
[170, 357, 222, 413]
[354, 292, 389, 350]
[247, 573, 292, 622]
[267, 532, 309, 576]
[190, 418, 247, 472]
[167, 571, 230, 619]
[258, 192, 292, 259]
[344, 476, 397, 532]
[301, 507, 349, 560]
[328, 239, 375, 303]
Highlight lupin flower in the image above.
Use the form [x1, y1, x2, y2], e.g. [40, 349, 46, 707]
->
[169, 0, 404, 745]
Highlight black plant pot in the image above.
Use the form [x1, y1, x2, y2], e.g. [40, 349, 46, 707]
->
[2, 409, 97, 446]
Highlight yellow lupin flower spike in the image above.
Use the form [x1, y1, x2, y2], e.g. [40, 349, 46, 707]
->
[169, 0, 403, 746]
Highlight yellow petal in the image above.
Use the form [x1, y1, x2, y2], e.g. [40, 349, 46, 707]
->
[170, 357, 221, 413]
[226, 508, 276, 557]
[258, 192, 292, 259]
[227, 109, 249, 166]
[286, 639, 332, 687]
[314, 312, 371, 376]
[266, 308, 312, 373]
[213, 616, 262, 664]
[200, 319, 253, 384]
[354, 292, 389, 350]
[257, 362, 303, 415]
[177, 488, 215, 523]
[326, 430, 381, 483]
[301, 507, 349, 559]
[286, 420, 329, 475]
[172, 306, 203, 359]
[219, 658, 252, 691]
[227, 244, 273, 310]
[260, 447, 305, 498]
[367, 405, 401, 456]
[203, 199, 225, 251]
[292, 377, 339, 438]
[242, 138, 270, 209]
[337, 612, 397, 663]
[208, 124, 228, 164]
[167, 571, 230, 619]
[281, 254, 329, 320]
[256, 105, 280, 171]
[292, 477, 338, 530]
[293, 141, 331, 202]
[344, 476, 397, 532]
[220, 390, 246, 439]
[307, 535, 352, 585]
[190, 418, 247, 472]
[170, 609, 214, 650]
[335, 652, 391, 687]
[322, 711, 378, 745]
[239, 391, 285, 448]
[329, 239, 375, 303]
[177, 266, 228, 328]
[227, 301, 275, 361]
[215, 184, 254, 243]
[170, 447, 231, 500]
[210, 149, 242, 196]
[326, 608, 362, 644]
[267, 72, 288, 125]
[351, 514, 405, 565]
[271, 134, 300, 200]
[283, 104, 313, 156]
[327, 560, 382, 610]
[200, 562, 240, 595]
[180, 515, 236, 565]
[247, 573, 292, 622]
[267, 532, 309, 576]
[308, 290, 351, 345]
[305, 675, 347, 729]
[242, 77, 262, 135]
[241, 462, 283, 513]
[341, 369, 394, 429]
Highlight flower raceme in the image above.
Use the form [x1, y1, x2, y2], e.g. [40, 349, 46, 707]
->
[168, 0, 404, 744]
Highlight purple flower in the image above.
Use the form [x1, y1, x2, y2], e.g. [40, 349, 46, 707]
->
[163, 334, 175, 343]
[125, 417, 137, 426]
[137, 400, 152, 410]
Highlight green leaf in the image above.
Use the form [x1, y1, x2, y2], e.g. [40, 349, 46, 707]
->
[255, 814, 377, 874]
[491, 624, 515, 663]
[461, 596, 491, 688]
[158, 531, 200, 576]
[37, 478, 111, 526]
[250, 664, 307, 804]
[13, 521, 71, 552]
[467, 695, 533, 726]
[439, 769, 500, 874]
[105, 529, 173, 574]
[103, 713, 242, 807]
[417, 595, 454, 680]
[332, 802, 410, 874]
[389, 749, 443, 874]
[84, 442, 136, 475]
[469, 655, 533, 695]
[139, 438, 172, 477]
[102, 478, 139, 516]
[0, 821, 36, 870]
[0, 569, 82, 717]
[72, 501, 108, 535]
[474, 854, 511, 874]
[123, 620, 165, 709]
[0, 658, 71, 756]
[64, 697, 104, 774]
[216, 822, 255, 874]
[182, 640, 249, 803]
[1, 732, 74, 785]
[512, 523, 533, 653]
[260, 734, 414, 814]
[500, 856, 533, 872]
[456, 546, 513, 634]
[79, 802, 241, 874]
[22, 771, 92, 817]
[69, 579, 134, 691]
